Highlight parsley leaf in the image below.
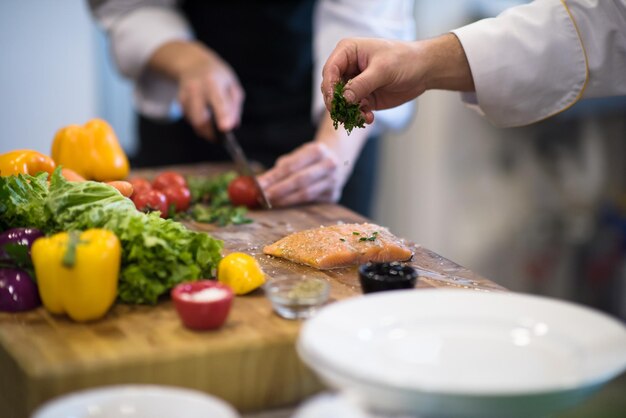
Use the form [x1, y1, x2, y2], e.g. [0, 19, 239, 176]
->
[330, 80, 366, 135]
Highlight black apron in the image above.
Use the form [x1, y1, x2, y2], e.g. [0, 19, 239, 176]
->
[134, 0, 378, 215]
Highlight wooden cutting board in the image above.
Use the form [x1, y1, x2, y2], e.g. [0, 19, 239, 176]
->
[0, 166, 505, 418]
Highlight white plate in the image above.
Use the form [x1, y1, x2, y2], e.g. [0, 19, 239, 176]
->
[32, 385, 240, 418]
[297, 289, 626, 417]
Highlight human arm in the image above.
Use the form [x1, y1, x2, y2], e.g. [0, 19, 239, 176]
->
[147, 40, 243, 137]
[88, 0, 243, 135]
[452, 0, 626, 127]
[256, 0, 414, 207]
[321, 34, 474, 124]
[322, 0, 626, 128]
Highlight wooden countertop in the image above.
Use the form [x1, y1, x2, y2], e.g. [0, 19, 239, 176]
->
[0, 165, 505, 418]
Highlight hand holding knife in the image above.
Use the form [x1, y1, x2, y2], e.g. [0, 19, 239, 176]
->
[209, 113, 272, 209]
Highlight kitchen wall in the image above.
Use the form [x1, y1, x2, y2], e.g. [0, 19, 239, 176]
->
[0, 0, 135, 155]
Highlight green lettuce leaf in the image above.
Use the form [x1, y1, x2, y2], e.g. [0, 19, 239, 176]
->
[0, 168, 223, 304]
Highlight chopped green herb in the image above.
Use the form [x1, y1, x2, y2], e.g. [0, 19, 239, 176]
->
[330, 80, 366, 135]
[359, 231, 379, 242]
[353, 232, 360, 235]
[179, 171, 252, 226]
[340, 238, 346, 242]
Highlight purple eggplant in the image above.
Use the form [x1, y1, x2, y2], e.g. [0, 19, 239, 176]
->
[0, 227, 44, 263]
[0, 268, 41, 312]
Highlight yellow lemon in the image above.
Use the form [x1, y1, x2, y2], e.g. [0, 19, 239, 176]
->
[217, 252, 265, 295]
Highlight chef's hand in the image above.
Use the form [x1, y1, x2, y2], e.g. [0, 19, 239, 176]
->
[148, 40, 244, 139]
[257, 114, 369, 207]
[321, 34, 474, 124]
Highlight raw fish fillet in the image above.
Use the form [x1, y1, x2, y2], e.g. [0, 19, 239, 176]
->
[263, 223, 413, 269]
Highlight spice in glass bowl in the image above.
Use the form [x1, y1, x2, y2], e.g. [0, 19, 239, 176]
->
[265, 276, 330, 320]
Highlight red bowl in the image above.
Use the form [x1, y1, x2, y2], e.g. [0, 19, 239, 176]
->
[171, 280, 234, 330]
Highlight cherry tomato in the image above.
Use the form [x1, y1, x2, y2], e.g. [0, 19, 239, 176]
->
[128, 178, 152, 197]
[228, 176, 260, 209]
[161, 186, 191, 213]
[132, 189, 169, 218]
[153, 171, 187, 191]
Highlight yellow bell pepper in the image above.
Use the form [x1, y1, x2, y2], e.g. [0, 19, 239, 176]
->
[31, 229, 121, 322]
[217, 252, 265, 295]
[0, 149, 56, 176]
[51, 118, 129, 181]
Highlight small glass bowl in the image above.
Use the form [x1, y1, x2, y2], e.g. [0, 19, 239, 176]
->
[358, 262, 418, 294]
[265, 276, 330, 320]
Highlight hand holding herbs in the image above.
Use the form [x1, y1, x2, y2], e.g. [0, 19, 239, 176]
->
[330, 80, 366, 135]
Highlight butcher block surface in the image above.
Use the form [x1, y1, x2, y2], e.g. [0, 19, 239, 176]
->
[0, 165, 505, 417]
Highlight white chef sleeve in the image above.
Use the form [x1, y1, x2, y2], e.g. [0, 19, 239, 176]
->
[89, 0, 192, 119]
[452, 0, 626, 128]
[313, 0, 417, 133]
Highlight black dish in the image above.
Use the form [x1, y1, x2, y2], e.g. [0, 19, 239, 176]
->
[358, 262, 418, 294]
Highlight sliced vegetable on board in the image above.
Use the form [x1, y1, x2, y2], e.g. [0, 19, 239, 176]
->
[228, 175, 260, 209]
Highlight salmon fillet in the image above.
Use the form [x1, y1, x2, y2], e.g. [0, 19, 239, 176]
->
[263, 223, 413, 270]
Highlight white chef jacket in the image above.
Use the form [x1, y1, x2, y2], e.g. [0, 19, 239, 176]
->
[452, 0, 626, 128]
[89, 0, 416, 132]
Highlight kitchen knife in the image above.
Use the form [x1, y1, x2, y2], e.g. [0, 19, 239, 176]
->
[210, 114, 272, 209]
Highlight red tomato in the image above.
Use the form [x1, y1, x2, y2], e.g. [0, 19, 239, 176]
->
[161, 186, 191, 213]
[132, 189, 169, 218]
[153, 171, 187, 191]
[228, 176, 260, 209]
[128, 178, 152, 197]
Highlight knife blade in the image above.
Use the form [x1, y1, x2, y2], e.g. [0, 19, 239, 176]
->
[210, 114, 272, 209]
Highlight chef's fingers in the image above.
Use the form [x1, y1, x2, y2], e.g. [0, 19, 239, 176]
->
[262, 156, 338, 202]
[321, 39, 361, 108]
[359, 98, 376, 125]
[341, 66, 386, 107]
[179, 81, 213, 139]
[227, 83, 245, 128]
[269, 175, 334, 207]
[205, 80, 239, 133]
[258, 143, 328, 189]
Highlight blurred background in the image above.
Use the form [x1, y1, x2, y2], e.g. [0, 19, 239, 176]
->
[1, 1, 625, 415]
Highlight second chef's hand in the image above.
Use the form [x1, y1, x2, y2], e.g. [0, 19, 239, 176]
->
[258, 113, 370, 207]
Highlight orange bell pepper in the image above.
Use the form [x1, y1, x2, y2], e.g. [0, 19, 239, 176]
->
[52, 118, 129, 181]
[0, 149, 56, 176]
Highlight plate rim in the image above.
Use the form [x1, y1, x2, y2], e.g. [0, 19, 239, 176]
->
[32, 384, 240, 418]
[298, 288, 626, 396]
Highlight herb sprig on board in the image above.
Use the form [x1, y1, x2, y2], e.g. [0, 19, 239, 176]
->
[330, 80, 365, 135]
[178, 172, 252, 226]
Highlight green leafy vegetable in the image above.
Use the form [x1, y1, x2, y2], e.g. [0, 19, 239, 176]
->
[330, 80, 366, 135]
[182, 172, 252, 226]
[0, 168, 223, 304]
